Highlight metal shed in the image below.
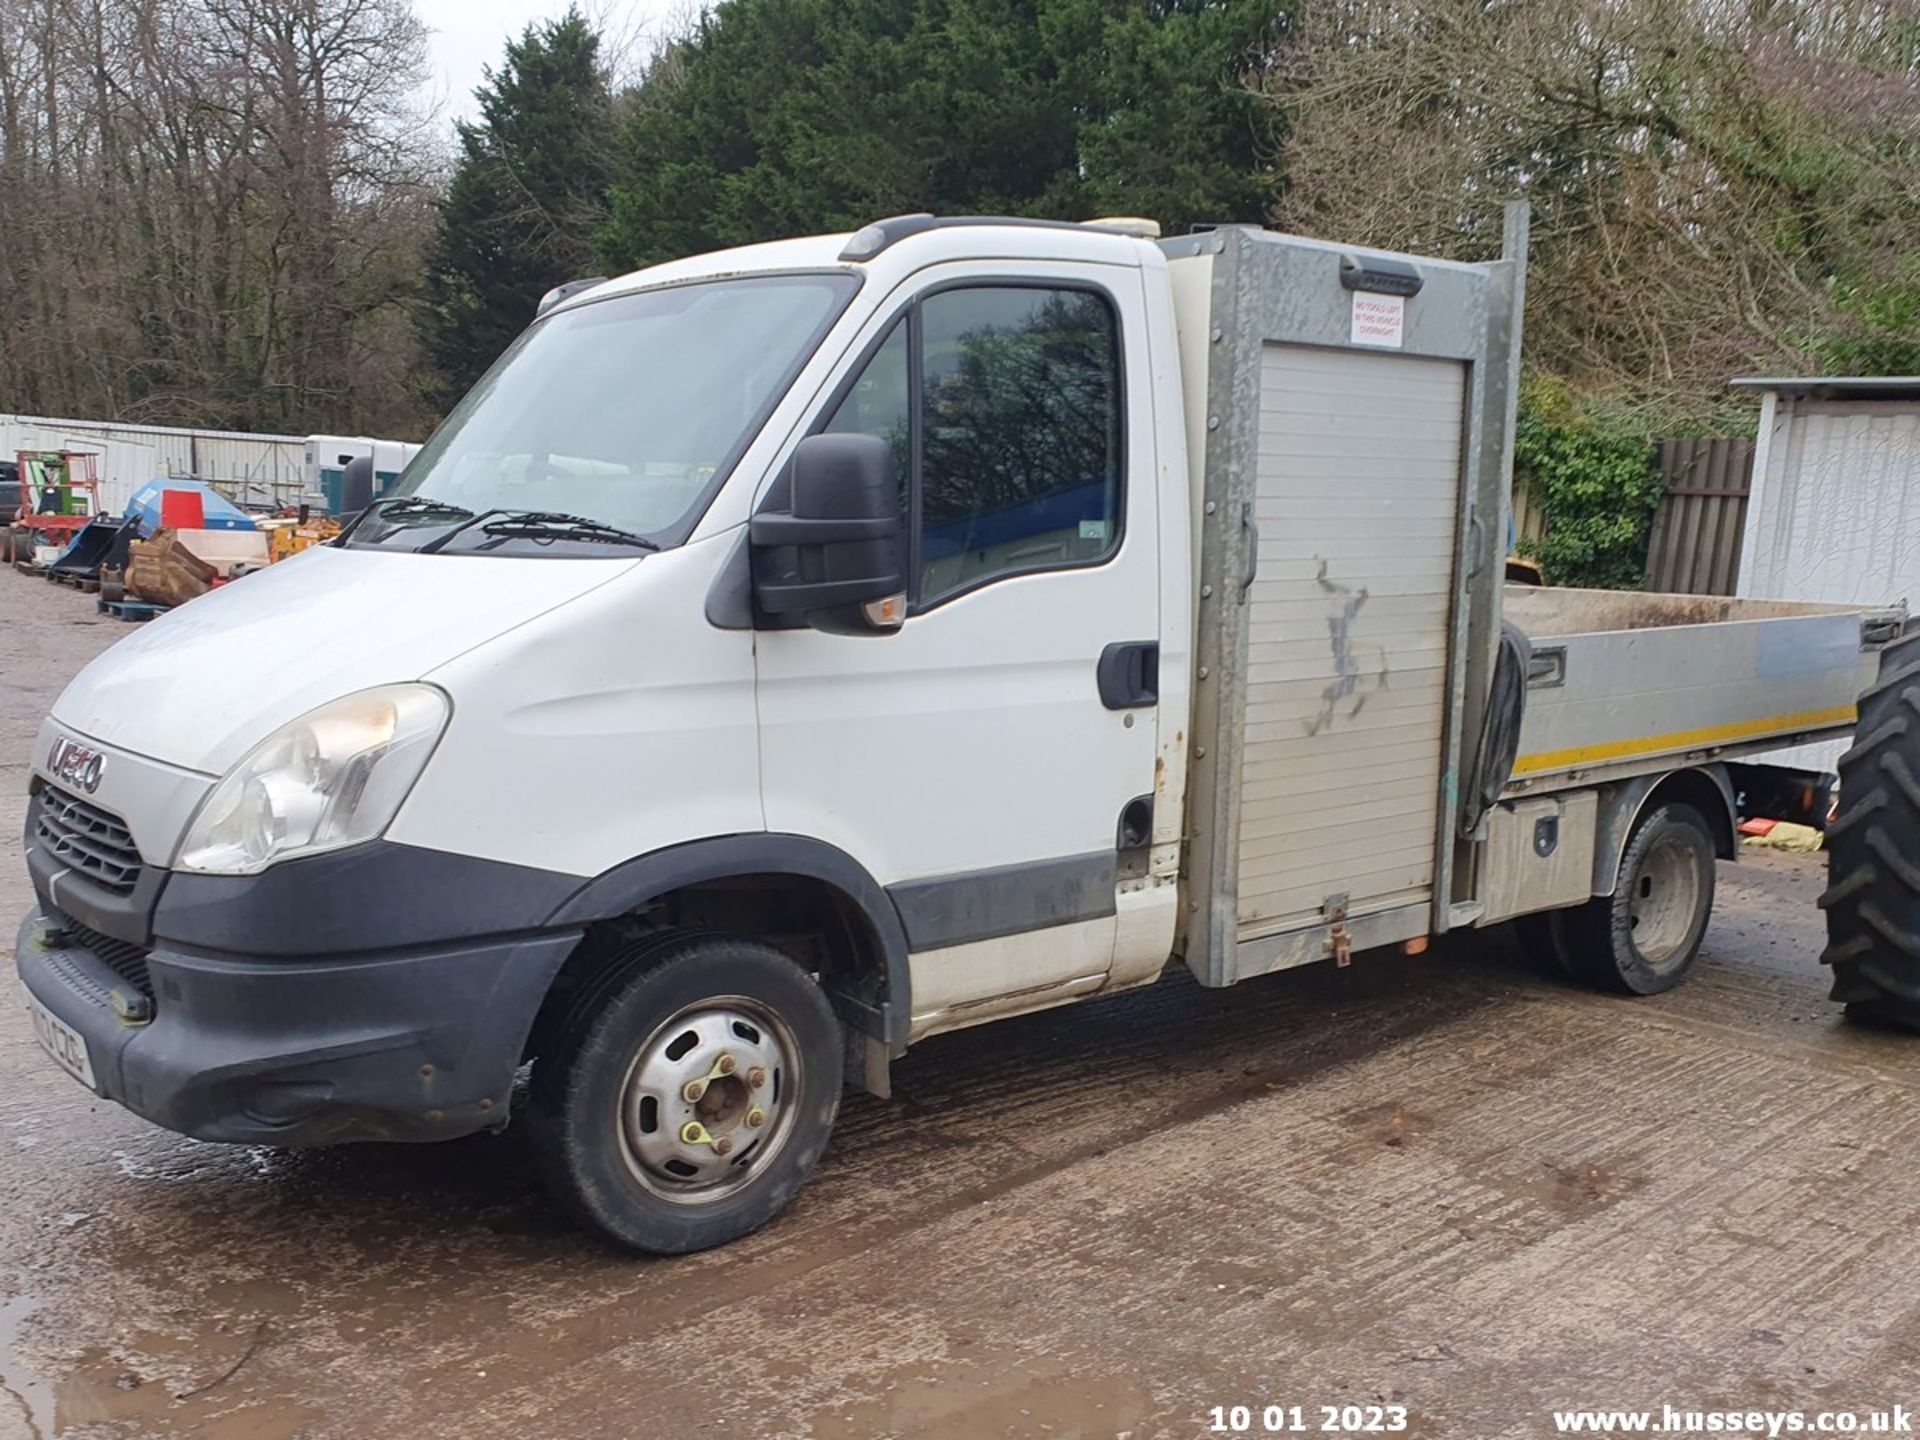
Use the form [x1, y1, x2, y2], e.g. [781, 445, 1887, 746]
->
[0, 413, 308, 514]
[1734, 376, 1920, 770]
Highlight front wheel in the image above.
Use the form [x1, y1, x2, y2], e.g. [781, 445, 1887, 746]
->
[1531, 802, 1718, 995]
[529, 933, 844, 1254]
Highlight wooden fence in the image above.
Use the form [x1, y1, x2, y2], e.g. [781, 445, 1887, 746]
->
[1512, 474, 1549, 550]
[1512, 436, 1754, 595]
[1643, 438, 1754, 595]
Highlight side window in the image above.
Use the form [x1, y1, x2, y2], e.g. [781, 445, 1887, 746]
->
[817, 284, 1123, 609]
[917, 287, 1121, 604]
[822, 318, 911, 516]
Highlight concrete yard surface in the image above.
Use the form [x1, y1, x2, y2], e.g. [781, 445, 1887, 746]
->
[2, 572, 1918, 1439]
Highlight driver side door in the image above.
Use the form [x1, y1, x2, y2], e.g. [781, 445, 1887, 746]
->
[754, 262, 1165, 1040]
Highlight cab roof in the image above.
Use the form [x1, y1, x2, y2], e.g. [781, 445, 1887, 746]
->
[553, 216, 1159, 316]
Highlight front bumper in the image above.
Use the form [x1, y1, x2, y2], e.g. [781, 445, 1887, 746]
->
[14, 908, 579, 1145]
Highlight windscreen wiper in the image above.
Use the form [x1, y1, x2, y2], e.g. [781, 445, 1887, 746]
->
[339, 494, 474, 542]
[369, 496, 474, 519]
[475, 511, 661, 550]
[412, 507, 662, 554]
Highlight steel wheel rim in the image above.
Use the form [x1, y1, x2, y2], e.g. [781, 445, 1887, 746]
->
[1628, 836, 1701, 968]
[616, 996, 800, 1205]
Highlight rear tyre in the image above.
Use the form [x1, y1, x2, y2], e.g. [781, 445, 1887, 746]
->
[1556, 802, 1717, 995]
[1822, 631, 1920, 1031]
[529, 933, 843, 1254]
[1514, 910, 1573, 977]
[1844, 998, 1920, 1031]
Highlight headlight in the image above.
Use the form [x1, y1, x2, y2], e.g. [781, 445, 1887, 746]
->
[176, 685, 449, 875]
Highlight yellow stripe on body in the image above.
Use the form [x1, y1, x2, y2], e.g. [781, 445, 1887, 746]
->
[1511, 704, 1857, 778]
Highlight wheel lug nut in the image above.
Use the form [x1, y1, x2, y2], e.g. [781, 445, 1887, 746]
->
[682, 1080, 706, 1103]
[748, 1067, 767, 1089]
[716, 1053, 737, 1077]
[747, 1107, 766, 1128]
[680, 1121, 706, 1145]
[714, 1137, 733, 1157]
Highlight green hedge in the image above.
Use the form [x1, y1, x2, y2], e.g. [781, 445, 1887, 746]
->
[1513, 378, 1663, 590]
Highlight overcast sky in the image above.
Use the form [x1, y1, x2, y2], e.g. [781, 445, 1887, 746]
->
[414, 0, 689, 122]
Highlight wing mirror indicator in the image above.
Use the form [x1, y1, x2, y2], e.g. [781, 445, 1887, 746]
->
[862, 593, 907, 629]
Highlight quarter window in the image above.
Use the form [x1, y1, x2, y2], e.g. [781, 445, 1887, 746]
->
[821, 284, 1123, 606]
[823, 318, 910, 516]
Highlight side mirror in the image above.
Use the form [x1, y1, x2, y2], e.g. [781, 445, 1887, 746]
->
[339, 455, 376, 515]
[750, 434, 905, 633]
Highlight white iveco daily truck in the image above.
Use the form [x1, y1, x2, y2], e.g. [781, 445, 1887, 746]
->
[17, 207, 1899, 1252]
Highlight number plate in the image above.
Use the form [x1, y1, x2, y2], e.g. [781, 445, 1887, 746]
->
[19, 982, 96, 1090]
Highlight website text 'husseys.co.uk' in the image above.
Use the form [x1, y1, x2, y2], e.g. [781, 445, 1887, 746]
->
[1552, 1406, 1911, 1436]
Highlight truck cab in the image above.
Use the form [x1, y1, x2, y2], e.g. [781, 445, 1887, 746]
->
[16, 214, 1895, 1253]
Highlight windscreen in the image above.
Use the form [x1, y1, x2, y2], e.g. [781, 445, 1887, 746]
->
[375, 273, 857, 546]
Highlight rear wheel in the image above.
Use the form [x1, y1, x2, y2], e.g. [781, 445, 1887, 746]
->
[1538, 802, 1717, 995]
[529, 933, 843, 1253]
[1822, 631, 1920, 1030]
[1515, 909, 1572, 977]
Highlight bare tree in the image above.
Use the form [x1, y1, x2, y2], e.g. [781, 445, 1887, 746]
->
[1264, 0, 1920, 420]
[0, 0, 438, 435]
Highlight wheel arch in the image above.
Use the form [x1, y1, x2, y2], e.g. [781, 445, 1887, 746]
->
[1591, 766, 1737, 897]
[544, 834, 911, 1056]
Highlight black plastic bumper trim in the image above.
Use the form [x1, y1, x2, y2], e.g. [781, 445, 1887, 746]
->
[16, 908, 580, 1146]
[154, 841, 581, 957]
[887, 851, 1116, 951]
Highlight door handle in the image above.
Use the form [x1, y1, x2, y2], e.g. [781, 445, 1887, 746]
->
[1097, 641, 1159, 710]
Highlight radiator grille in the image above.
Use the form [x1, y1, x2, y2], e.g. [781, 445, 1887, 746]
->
[34, 784, 143, 895]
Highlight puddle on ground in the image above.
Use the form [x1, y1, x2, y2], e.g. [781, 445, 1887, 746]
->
[0, 1295, 55, 1439]
[54, 1348, 180, 1433]
[0, 1283, 325, 1439]
[54, 1348, 323, 1440]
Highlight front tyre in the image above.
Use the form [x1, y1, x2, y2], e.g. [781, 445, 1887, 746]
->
[529, 934, 843, 1254]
